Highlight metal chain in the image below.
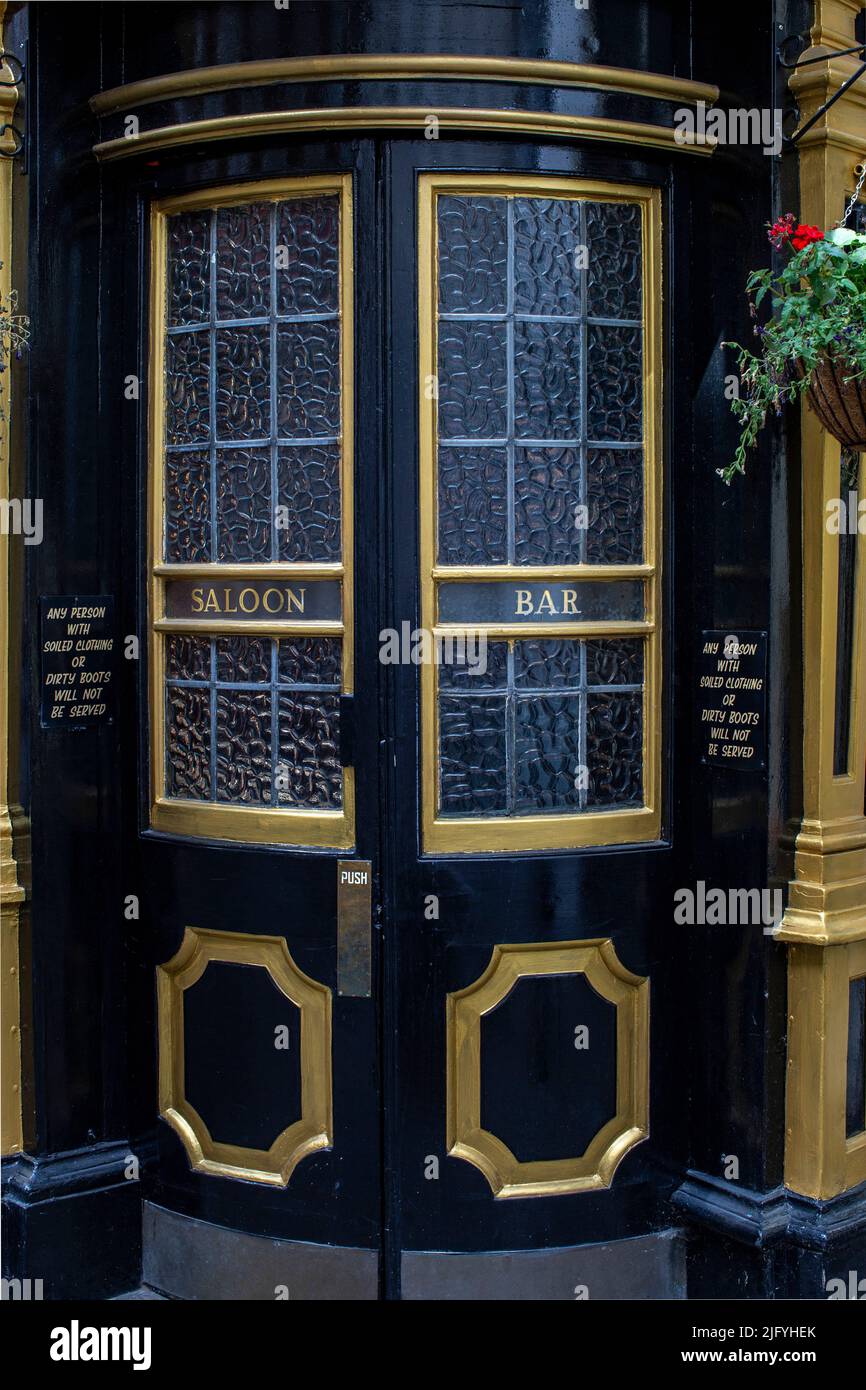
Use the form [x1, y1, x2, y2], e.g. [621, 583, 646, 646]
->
[837, 161, 866, 227]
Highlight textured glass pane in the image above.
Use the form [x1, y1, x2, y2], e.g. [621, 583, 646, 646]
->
[216, 689, 272, 804]
[216, 449, 271, 561]
[438, 447, 508, 565]
[514, 447, 582, 565]
[438, 639, 507, 690]
[586, 202, 642, 321]
[586, 692, 642, 806]
[439, 695, 507, 816]
[514, 321, 581, 439]
[429, 187, 651, 826]
[514, 639, 582, 689]
[438, 321, 507, 439]
[167, 685, 211, 799]
[277, 693, 342, 807]
[586, 638, 644, 687]
[216, 636, 271, 684]
[277, 322, 340, 437]
[276, 444, 341, 562]
[216, 328, 270, 440]
[438, 196, 507, 314]
[166, 332, 211, 444]
[216, 203, 271, 320]
[586, 447, 643, 563]
[165, 450, 211, 562]
[515, 695, 582, 813]
[278, 636, 342, 686]
[514, 198, 582, 315]
[168, 212, 210, 327]
[167, 635, 211, 682]
[276, 196, 339, 316]
[586, 325, 642, 442]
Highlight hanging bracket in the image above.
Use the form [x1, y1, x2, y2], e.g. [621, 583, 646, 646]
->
[0, 49, 23, 160]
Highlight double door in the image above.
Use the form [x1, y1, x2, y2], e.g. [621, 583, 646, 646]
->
[132, 135, 672, 1298]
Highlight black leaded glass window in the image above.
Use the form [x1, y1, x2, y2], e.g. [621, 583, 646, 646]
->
[439, 638, 643, 817]
[165, 635, 343, 809]
[164, 197, 342, 565]
[154, 184, 351, 838]
[436, 196, 643, 568]
[426, 184, 657, 841]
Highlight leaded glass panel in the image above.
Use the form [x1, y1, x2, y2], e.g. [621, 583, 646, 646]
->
[159, 191, 347, 822]
[163, 635, 343, 809]
[163, 194, 344, 565]
[435, 193, 645, 567]
[437, 638, 644, 818]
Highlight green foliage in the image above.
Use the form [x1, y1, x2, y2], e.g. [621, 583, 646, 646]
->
[722, 227, 866, 484]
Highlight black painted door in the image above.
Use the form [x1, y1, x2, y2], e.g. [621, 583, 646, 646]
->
[133, 141, 385, 1275]
[382, 136, 677, 1297]
[132, 132, 677, 1297]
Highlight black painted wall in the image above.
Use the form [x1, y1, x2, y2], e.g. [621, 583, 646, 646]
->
[3, 0, 817, 1298]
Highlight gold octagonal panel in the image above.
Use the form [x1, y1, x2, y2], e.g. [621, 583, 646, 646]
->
[446, 938, 649, 1199]
[157, 927, 333, 1187]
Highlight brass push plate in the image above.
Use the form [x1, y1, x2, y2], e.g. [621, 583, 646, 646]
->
[337, 860, 372, 997]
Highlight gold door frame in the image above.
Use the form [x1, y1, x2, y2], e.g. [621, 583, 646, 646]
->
[418, 174, 663, 854]
[148, 175, 355, 848]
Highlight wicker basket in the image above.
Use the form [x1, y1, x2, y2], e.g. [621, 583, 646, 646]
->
[802, 357, 866, 450]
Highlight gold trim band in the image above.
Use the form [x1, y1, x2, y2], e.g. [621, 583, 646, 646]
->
[153, 563, 345, 580]
[432, 563, 654, 581]
[90, 53, 719, 116]
[94, 106, 717, 163]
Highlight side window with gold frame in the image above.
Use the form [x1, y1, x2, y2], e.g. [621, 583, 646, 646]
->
[418, 175, 662, 853]
[148, 176, 354, 848]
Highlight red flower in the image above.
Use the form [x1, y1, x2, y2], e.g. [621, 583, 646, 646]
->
[768, 213, 796, 248]
[790, 224, 824, 252]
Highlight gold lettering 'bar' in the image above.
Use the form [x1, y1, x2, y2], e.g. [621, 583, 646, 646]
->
[437, 578, 644, 624]
[164, 578, 342, 622]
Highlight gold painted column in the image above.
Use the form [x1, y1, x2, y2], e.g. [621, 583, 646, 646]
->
[778, 0, 866, 1198]
[0, 0, 22, 1156]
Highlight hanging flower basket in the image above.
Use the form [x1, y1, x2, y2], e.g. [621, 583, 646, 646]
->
[801, 356, 866, 449]
[721, 212, 866, 482]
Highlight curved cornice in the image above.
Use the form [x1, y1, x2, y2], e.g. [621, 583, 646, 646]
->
[93, 104, 716, 163]
[90, 53, 719, 116]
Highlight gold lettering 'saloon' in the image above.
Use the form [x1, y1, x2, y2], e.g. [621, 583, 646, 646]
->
[189, 586, 307, 615]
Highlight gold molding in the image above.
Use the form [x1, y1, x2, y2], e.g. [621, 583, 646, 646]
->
[90, 53, 719, 116]
[93, 106, 717, 164]
[0, 0, 23, 1157]
[776, 0, 866, 947]
[806, 0, 865, 54]
[780, 0, 866, 1203]
[152, 562, 344, 579]
[432, 563, 654, 581]
[785, 939, 866, 1198]
[157, 927, 333, 1186]
[418, 173, 663, 854]
[148, 174, 355, 849]
[151, 797, 352, 849]
[446, 939, 649, 1198]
